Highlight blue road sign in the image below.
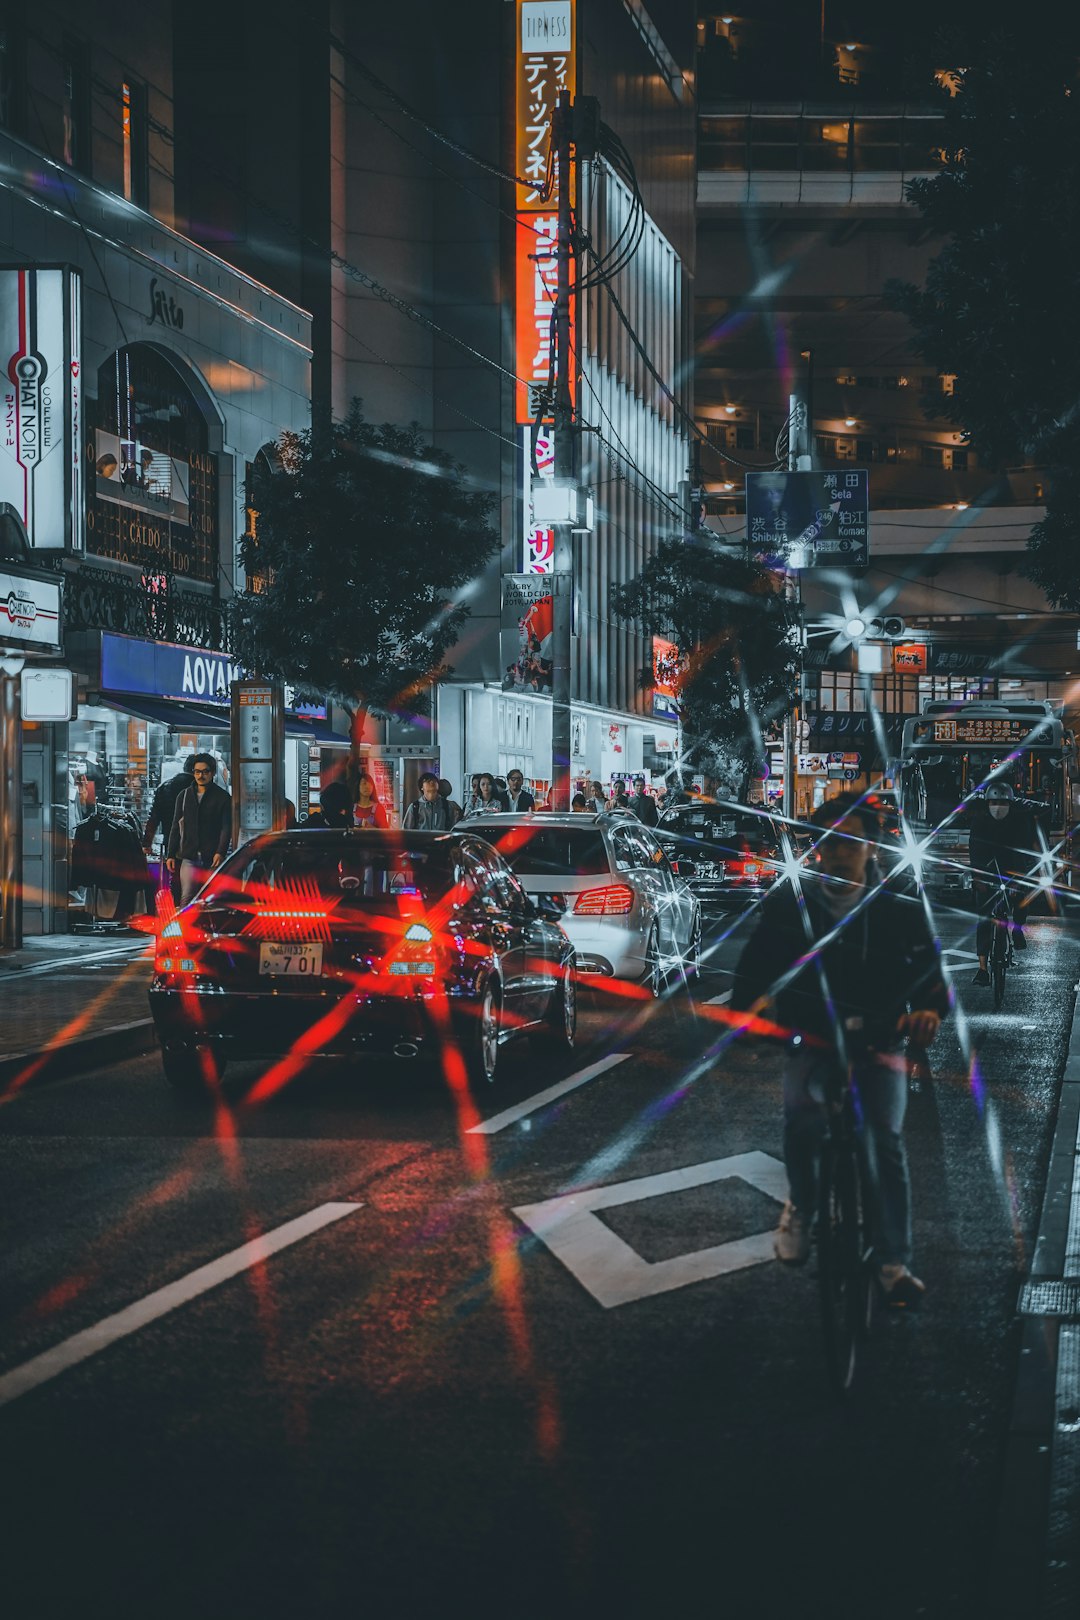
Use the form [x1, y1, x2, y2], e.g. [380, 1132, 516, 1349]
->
[745, 470, 869, 570]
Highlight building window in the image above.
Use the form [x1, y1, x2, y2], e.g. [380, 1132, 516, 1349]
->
[951, 448, 969, 472]
[62, 37, 90, 174]
[920, 444, 944, 468]
[735, 426, 755, 451]
[856, 438, 875, 463]
[0, 23, 26, 135]
[122, 80, 149, 208]
[88, 345, 218, 583]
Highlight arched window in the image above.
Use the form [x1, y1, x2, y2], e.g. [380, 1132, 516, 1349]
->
[87, 344, 219, 583]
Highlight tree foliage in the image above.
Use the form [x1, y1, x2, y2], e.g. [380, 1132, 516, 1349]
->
[236, 401, 499, 726]
[610, 534, 799, 795]
[886, 28, 1080, 607]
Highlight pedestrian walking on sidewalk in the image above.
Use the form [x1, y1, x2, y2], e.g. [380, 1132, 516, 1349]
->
[143, 755, 196, 904]
[166, 755, 232, 904]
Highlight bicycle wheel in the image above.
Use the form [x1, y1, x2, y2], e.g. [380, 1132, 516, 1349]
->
[991, 925, 1007, 1011]
[818, 1135, 870, 1395]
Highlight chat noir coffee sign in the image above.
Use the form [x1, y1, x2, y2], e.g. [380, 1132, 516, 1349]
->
[746, 470, 869, 570]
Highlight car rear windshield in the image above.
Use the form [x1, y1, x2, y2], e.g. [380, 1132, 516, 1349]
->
[492, 828, 609, 876]
[205, 842, 458, 906]
[666, 811, 779, 850]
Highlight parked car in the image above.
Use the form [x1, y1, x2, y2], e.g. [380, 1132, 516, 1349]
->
[655, 802, 784, 913]
[461, 812, 701, 994]
[148, 829, 576, 1096]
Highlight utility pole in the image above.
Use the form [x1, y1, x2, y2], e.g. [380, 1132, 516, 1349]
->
[550, 89, 577, 813]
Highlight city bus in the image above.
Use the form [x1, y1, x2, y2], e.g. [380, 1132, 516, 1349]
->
[896, 699, 1079, 897]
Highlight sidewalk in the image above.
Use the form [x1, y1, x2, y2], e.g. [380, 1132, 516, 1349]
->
[994, 971, 1080, 1615]
[0, 931, 156, 1097]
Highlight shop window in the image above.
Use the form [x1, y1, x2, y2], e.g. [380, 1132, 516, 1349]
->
[88, 345, 219, 583]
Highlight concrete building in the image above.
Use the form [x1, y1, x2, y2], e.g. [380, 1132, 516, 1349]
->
[694, 5, 1078, 815]
[0, 4, 313, 933]
[175, 0, 698, 807]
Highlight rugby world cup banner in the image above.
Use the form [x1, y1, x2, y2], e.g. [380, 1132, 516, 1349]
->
[1, 267, 84, 551]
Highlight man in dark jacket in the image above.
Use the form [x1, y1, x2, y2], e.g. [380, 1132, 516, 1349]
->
[300, 779, 352, 828]
[143, 755, 196, 903]
[505, 769, 535, 813]
[628, 778, 658, 825]
[166, 754, 232, 903]
[732, 791, 948, 1309]
[967, 782, 1048, 985]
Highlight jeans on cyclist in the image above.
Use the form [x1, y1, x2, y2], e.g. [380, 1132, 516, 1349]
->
[782, 1045, 912, 1269]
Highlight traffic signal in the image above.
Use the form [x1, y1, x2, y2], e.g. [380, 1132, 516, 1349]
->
[868, 615, 905, 639]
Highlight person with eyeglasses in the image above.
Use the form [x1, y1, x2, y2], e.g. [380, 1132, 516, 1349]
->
[505, 769, 534, 813]
[166, 753, 233, 904]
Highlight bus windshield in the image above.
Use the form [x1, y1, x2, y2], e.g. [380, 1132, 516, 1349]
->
[901, 748, 1064, 830]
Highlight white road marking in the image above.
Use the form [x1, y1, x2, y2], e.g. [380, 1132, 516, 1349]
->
[0, 942, 148, 980]
[468, 1053, 631, 1135]
[707, 989, 733, 1005]
[942, 947, 980, 964]
[0, 1202, 361, 1408]
[514, 1151, 788, 1308]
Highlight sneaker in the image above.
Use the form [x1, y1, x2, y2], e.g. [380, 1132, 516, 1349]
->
[879, 1263, 925, 1310]
[1012, 926, 1027, 951]
[972, 967, 991, 987]
[774, 1201, 811, 1265]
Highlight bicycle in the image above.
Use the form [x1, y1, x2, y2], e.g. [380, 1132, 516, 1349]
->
[817, 1054, 876, 1395]
[984, 865, 1016, 1012]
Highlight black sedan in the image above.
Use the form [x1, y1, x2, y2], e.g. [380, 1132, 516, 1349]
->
[655, 803, 784, 913]
[148, 830, 576, 1096]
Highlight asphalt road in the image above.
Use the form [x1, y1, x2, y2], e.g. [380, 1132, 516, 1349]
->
[1, 898, 1076, 1620]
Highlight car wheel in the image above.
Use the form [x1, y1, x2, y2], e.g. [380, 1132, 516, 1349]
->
[643, 927, 663, 998]
[162, 1042, 224, 1098]
[682, 911, 703, 988]
[533, 962, 577, 1052]
[466, 978, 502, 1091]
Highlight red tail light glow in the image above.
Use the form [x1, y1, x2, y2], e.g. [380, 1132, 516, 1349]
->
[573, 884, 635, 916]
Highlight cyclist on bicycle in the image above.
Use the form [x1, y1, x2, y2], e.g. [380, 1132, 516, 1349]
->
[731, 791, 948, 1309]
[969, 782, 1046, 987]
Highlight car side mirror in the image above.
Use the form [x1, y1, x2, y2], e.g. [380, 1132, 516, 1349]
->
[533, 892, 565, 920]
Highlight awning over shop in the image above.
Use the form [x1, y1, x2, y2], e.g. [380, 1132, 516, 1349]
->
[100, 694, 349, 746]
[100, 695, 229, 732]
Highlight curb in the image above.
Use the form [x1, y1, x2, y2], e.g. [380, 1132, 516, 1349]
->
[992, 976, 1080, 1617]
[0, 1019, 157, 1095]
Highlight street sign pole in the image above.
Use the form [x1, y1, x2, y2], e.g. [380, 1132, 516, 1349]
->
[230, 679, 285, 848]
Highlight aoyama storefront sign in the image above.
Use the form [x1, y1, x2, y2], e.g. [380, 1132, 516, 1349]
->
[99, 632, 326, 717]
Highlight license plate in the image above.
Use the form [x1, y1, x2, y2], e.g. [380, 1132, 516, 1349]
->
[388, 961, 435, 975]
[259, 942, 323, 977]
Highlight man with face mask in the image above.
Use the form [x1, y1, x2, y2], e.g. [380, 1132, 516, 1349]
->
[969, 782, 1045, 986]
[731, 792, 947, 1308]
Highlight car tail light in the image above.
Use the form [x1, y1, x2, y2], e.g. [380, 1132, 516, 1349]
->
[573, 884, 635, 916]
[154, 913, 206, 976]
